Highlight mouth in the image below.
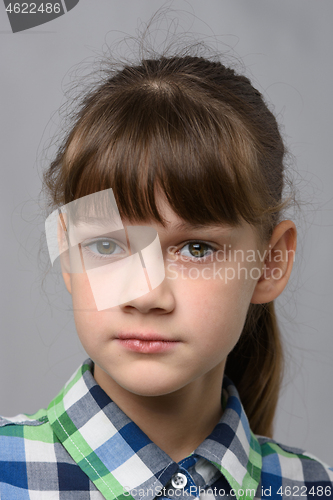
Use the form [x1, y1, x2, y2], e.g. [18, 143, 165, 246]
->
[116, 332, 179, 353]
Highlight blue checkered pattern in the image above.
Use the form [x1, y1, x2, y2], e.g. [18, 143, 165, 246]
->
[1, 359, 333, 499]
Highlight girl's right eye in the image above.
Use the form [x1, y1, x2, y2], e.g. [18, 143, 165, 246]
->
[82, 239, 126, 259]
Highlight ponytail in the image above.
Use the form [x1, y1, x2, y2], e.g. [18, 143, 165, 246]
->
[225, 301, 283, 437]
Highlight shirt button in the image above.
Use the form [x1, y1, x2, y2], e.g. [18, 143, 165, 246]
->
[171, 472, 187, 489]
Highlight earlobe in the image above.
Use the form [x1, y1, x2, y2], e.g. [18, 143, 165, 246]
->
[251, 220, 297, 304]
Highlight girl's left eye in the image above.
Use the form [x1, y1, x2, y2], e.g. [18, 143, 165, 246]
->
[179, 242, 214, 260]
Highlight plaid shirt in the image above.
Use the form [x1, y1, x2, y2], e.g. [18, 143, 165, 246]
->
[1, 359, 332, 500]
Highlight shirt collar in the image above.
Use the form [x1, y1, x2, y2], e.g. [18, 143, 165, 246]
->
[48, 359, 262, 500]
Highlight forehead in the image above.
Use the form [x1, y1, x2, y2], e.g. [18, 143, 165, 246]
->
[150, 192, 232, 230]
[125, 195, 260, 247]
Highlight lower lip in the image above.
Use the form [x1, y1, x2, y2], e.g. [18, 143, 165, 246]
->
[117, 339, 179, 353]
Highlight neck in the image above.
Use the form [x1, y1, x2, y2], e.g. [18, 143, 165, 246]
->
[94, 363, 225, 463]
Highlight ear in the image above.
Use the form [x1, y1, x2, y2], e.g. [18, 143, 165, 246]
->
[251, 220, 297, 304]
[61, 266, 72, 295]
[57, 213, 72, 295]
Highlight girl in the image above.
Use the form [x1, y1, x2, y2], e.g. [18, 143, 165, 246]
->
[0, 52, 332, 499]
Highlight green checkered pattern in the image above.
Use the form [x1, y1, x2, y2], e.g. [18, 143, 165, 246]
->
[1, 359, 333, 500]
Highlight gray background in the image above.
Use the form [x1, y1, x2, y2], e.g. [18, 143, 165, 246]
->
[1, 0, 332, 464]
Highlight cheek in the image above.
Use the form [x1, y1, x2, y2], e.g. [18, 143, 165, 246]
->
[70, 274, 104, 346]
[70, 273, 95, 310]
[173, 269, 252, 328]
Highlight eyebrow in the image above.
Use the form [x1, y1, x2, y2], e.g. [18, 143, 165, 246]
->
[171, 220, 233, 233]
[72, 216, 234, 234]
[70, 215, 121, 227]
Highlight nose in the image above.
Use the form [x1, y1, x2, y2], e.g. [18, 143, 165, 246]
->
[120, 276, 176, 315]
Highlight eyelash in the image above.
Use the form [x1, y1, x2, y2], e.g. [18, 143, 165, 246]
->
[81, 239, 126, 261]
[175, 241, 216, 263]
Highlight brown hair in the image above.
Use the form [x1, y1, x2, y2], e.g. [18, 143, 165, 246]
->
[44, 55, 290, 437]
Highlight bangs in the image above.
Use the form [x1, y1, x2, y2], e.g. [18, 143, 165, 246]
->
[59, 74, 280, 230]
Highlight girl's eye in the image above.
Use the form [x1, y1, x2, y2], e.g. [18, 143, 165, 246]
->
[179, 242, 214, 260]
[83, 239, 124, 257]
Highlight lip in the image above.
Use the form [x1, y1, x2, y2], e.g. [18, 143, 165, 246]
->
[116, 332, 179, 353]
[117, 332, 173, 341]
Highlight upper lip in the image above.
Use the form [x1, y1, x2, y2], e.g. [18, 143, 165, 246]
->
[117, 332, 177, 342]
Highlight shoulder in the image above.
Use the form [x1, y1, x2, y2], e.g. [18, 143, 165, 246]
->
[256, 435, 333, 496]
[0, 408, 48, 426]
[0, 408, 50, 430]
[0, 409, 57, 461]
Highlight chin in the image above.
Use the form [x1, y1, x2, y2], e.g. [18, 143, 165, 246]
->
[119, 377, 186, 397]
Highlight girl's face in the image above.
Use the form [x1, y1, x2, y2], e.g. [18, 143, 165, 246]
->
[64, 194, 265, 398]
